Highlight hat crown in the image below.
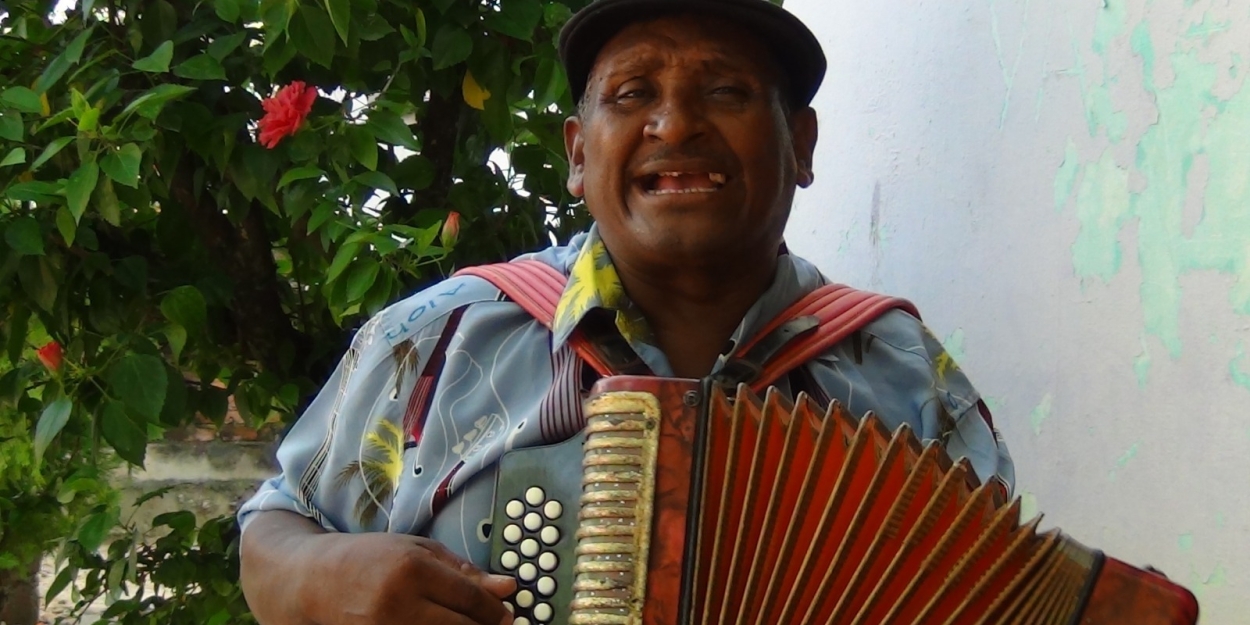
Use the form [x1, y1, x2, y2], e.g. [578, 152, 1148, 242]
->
[559, 0, 826, 107]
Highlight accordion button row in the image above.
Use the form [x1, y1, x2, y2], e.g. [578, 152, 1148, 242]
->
[506, 496, 564, 521]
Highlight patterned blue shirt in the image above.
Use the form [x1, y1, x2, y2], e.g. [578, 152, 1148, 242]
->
[237, 229, 1015, 567]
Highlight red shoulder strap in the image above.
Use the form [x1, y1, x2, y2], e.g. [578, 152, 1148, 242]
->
[455, 262, 917, 390]
[737, 284, 919, 393]
[454, 260, 618, 376]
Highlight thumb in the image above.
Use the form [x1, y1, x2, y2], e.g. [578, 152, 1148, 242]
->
[464, 565, 517, 599]
[420, 539, 517, 599]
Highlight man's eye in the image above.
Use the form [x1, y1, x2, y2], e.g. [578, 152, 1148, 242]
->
[617, 89, 647, 99]
[712, 86, 747, 97]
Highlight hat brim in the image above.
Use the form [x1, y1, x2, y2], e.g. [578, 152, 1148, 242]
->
[559, 0, 826, 108]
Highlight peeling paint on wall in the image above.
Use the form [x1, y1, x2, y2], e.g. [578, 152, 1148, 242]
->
[1107, 441, 1140, 480]
[1030, 393, 1054, 435]
[1055, 6, 1250, 379]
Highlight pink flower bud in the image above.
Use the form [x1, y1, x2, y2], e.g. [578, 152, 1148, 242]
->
[441, 211, 461, 247]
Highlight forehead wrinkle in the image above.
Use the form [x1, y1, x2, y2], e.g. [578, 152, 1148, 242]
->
[589, 19, 773, 86]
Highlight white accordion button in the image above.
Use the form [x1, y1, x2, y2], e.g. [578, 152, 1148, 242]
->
[514, 618, 531, 625]
[523, 512, 542, 531]
[525, 487, 545, 506]
[503, 602, 514, 614]
[536, 576, 556, 596]
[533, 603, 553, 622]
[538, 552, 558, 571]
[516, 589, 535, 608]
[518, 562, 538, 582]
[520, 538, 540, 558]
[543, 500, 563, 520]
[505, 499, 525, 519]
[503, 524, 523, 544]
[540, 526, 560, 545]
[501, 551, 520, 570]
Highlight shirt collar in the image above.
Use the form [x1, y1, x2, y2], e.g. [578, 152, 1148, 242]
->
[549, 227, 828, 376]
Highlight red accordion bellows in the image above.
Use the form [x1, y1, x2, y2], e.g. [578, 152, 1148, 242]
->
[567, 377, 1199, 625]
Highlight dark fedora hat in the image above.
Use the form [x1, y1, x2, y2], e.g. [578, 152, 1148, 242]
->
[558, 0, 827, 108]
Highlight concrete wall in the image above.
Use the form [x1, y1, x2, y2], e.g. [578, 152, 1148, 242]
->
[783, 0, 1248, 622]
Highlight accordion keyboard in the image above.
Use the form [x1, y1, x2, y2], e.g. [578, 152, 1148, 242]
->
[489, 432, 585, 625]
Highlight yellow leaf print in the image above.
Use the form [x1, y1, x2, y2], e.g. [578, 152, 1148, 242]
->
[336, 420, 406, 527]
[462, 71, 491, 111]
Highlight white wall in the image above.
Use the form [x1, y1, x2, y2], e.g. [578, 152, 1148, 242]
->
[783, 0, 1249, 622]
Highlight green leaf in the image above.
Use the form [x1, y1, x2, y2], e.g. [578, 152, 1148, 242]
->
[353, 171, 398, 196]
[132, 40, 174, 73]
[94, 177, 122, 226]
[6, 305, 29, 365]
[122, 84, 197, 119]
[160, 286, 208, 335]
[5, 217, 44, 256]
[76, 510, 113, 552]
[325, 241, 362, 284]
[290, 4, 337, 69]
[0, 147, 24, 168]
[34, 397, 73, 468]
[56, 206, 77, 247]
[18, 257, 57, 311]
[534, 56, 567, 109]
[325, 0, 351, 44]
[365, 110, 418, 150]
[415, 8, 428, 48]
[393, 154, 435, 191]
[164, 324, 187, 362]
[0, 113, 22, 141]
[346, 125, 378, 170]
[35, 28, 93, 93]
[101, 144, 142, 187]
[108, 354, 168, 421]
[278, 166, 324, 189]
[101, 400, 147, 466]
[31, 136, 74, 170]
[3, 181, 62, 202]
[485, 0, 543, 41]
[173, 53, 227, 80]
[344, 258, 380, 302]
[431, 25, 473, 70]
[208, 32, 249, 60]
[1, 87, 44, 114]
[215, 0, 243, 22]
[67, 161, 100, 221]
[308, 201, 336, 233]
[78, 106, 101, 133]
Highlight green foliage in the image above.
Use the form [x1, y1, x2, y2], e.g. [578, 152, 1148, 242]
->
[0, 0, 591, 619]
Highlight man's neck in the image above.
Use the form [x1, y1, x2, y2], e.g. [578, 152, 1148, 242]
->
[612, 254, 778, 379]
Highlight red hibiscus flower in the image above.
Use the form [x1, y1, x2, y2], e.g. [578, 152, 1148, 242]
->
[441, 211, 461, 247]
[37, 342, 62, 372]
[258, 81, 317, 149]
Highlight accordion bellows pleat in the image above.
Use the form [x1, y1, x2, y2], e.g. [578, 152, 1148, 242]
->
[560, 378, 1198, 625]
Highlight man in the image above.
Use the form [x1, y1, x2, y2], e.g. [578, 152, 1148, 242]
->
[238, 1, 1014, 624]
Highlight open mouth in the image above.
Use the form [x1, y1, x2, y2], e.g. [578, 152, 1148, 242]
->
[639, 171, 728, 195]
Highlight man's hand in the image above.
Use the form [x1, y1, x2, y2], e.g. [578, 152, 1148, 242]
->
[240, 510, 516, 625]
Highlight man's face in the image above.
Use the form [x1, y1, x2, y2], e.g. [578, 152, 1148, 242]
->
[564, 14, 818, 272]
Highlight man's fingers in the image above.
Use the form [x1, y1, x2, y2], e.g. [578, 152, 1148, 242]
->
[418, 554, 512, 625]
[477, 572, 517, 599]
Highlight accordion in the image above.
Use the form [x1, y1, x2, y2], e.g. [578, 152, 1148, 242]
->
[488, 376, 1199, 625]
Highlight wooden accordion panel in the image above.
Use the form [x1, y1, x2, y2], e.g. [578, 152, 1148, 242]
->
[557, 376, 1199, 625]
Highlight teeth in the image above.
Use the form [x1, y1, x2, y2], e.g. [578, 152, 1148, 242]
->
[709, 173, 726, 184]
[650, 187, 718, 195]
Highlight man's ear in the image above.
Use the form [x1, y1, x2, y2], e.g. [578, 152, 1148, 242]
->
[564, 116, 586, 197]
[791, 107, 818, 188]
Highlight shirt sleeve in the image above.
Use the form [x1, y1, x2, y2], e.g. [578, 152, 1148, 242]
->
[236, 277, 492, 535]
[807, 309, 1016, 499]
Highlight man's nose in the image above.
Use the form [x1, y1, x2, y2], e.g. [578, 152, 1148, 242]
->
[644, 92, 708, 145]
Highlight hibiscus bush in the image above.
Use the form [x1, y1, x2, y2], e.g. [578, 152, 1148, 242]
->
[0, 0, 591, 622]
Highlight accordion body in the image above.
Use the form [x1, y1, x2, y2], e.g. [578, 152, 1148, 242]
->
[488, 377, 1199, 625]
